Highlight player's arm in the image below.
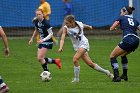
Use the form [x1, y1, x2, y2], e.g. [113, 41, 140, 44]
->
[83, 24, 93, 30]
[37, 27, 53, 44]
[137, 25, 140, 31]
[29, 28, 38, 45]
[0, 27, 10, 56]
[110, 21, 119, 31]
[45, 6, 51, 17]
[58, 27, 67, 53]
[57, 22, 65, 37]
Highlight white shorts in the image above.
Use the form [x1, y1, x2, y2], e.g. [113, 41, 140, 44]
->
[73, 40, 89, 51]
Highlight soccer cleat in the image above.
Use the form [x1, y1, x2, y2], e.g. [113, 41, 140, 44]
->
[55, 58, 62, 69]
[71, 78, 79, 83]
[112, 76, 121, 82]
[0, 85, 9, 93]
[120, 74, 128, 81]
[105, 70, 114, 79]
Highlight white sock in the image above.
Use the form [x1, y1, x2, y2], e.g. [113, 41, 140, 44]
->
[0, 83, 6, 88]
[48, 58, 53, 63]
[94, 64, 107, 74]
[74, 66, 80, 80]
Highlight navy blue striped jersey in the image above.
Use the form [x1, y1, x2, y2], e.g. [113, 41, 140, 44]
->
[116, 15, 140, 36]
[34, 18, 53, 42]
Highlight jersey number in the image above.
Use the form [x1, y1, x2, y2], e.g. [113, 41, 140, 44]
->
[128, 18, 134, 26]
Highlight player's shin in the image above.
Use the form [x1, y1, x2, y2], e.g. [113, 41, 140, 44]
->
[41, 61, 49, 71]
[110, 58, 119, 77]
[110, 57, 121, 82]
[94, 64, 107, 73]
[121, 56, 128, 76]
[73, 66, 80, 82]
[121, 56, 128, 81]
[45, 57, 61, 69]
[44, 57, 55, 63]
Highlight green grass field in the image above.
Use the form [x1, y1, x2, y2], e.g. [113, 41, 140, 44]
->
[0, 37, 140, 93]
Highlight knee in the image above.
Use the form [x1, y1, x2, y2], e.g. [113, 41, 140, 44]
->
[87, 62, 93, 67]
[37, 56, 44, 63]
[110, 50, 120, 59]
[110, 54, 117, 59]
[38, 58, 42, 62]
[73, 56, 79, 64]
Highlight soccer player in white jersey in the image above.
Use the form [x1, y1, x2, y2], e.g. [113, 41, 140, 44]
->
[58, 15, 114, 82]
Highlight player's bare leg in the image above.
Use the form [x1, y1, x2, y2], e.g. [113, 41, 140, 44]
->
[110, 45, 127, 82]
[82, 52, 114, 79]
[71, 48, 86, 83]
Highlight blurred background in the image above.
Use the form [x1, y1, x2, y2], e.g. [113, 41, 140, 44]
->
[0, 1, 140, 92]
[0, 0, 139, 37]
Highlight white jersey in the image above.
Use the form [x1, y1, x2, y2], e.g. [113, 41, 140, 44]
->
[64, 21, 89, 51]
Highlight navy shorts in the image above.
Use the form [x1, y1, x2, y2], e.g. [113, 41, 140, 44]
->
[38, 44, 53, 49]
[118, 35, 139, 52]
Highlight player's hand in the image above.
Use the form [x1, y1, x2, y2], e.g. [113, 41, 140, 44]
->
[32, 17, 37, 23]
[4, 47, 10, 56]
[89, 26, 93, 30]
[114, 28, 117, 31]
[37, 39, 43, 44]
[29, 39, 33, 45]
[110, 28, 117, 31]
[58, 48, 63, 53]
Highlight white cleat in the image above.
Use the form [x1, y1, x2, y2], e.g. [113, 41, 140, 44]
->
[0, 85, 9, 93]
[105, 70, 114, 79]
[71, 78, 79, 83]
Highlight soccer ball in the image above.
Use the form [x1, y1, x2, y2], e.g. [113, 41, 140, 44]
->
[40, 71, 52, 82]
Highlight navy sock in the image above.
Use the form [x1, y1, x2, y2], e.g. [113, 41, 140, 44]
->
[121, 56, 128, 76]
[121, 56, 128, 64]
[110, 57, 119, 78]
[110, 57, 119, 70]
[0, 76, 3, 84]
[42, 62, 49, 71]
[44, 57, 55, 64]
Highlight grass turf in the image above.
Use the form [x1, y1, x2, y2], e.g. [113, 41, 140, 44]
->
[0, 37, 140, 93]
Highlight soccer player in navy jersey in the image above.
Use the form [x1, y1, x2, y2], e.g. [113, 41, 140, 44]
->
[29, 9, 62, 76]
[32, 0, 58, 46]
[110, 6, 140, 82]
[0, 26, 9, 93]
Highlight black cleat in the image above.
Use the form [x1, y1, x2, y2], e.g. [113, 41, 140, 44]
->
[112, 77, 121, 82]
[120, 75, 128, 81]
